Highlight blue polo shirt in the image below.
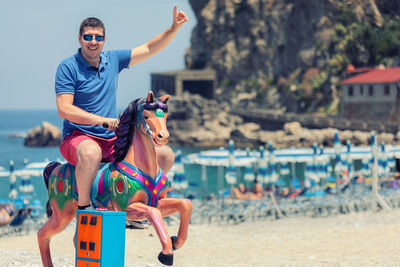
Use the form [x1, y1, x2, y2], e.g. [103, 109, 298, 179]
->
[55, 48, 131, 139]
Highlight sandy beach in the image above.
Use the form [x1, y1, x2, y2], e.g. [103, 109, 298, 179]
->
[0, 209, 400, 267]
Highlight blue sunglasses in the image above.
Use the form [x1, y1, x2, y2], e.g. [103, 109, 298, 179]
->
[82, 34, 105, 42]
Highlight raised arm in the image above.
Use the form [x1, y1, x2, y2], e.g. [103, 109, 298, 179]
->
[129, 5, 188, 67]
[56, 94, 119, 131]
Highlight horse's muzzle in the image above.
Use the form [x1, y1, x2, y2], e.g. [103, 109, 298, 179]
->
[153, 137, 168, 147]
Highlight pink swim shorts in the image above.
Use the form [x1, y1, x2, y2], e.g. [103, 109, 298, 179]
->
[60, 130, 116, 166]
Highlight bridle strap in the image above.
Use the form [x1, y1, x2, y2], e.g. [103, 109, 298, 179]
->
[136, 99, 153, 138]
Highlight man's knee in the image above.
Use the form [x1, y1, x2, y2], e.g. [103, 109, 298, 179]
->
[76, 141, 102, 164]
[156, 146, 175, 173]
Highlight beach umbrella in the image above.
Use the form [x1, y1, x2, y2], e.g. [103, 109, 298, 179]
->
[267, 141, 278, 183]
[378, 142, 389, 179]
[225, 139, 237, 185]
[370, 132, 391, 210]
[243, 148, 255, 181]
[311, 143, 320, 183]
[304, 163, 314, 182]
[8, 161, 18, 200]
[280, 162, 290, 176]
[182, 147, 258, 167]
[346, 140, 353, 179]
[15, 159, 50, 177]
[183, 143, 400, 167]
[0, 166, 10, 177]
[361, 158, 370, 177]
[333, 131, 344, 180]
[387, 156, 396, 176]
[243, 165, 255, 182]
[171, 150, 188, 191]
[368, 150, 374, 176]
[257, 145, 268, 184]
[317, 145, 330, 182]
[325, 158, 333, 179]
[305, 154, 324, 192]
[370, 132, 378, 178]
[19, 160, 35, 196]
[317, 148, 332, 187]
[304, 143, 318, 185]
[243, 148, 255, 189]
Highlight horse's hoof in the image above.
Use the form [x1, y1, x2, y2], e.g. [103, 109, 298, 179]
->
[171, 236, 178, 250]
[158, 252, 173, 266]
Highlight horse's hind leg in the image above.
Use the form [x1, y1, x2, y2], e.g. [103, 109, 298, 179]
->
[125, 202, 177, 265]
[158, 198, 193, 249]
[125, 202, 173, 254]
[37, 199, 75, 267]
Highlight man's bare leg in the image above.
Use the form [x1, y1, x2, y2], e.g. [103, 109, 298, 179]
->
[75, 139, 102, 208]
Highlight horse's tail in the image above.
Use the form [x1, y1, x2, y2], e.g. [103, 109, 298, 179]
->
[43, 161, 61, 217]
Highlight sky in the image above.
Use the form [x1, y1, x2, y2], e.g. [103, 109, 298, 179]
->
[0, 0, 196, 110]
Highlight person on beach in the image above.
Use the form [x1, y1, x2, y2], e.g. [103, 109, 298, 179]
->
[233, 183, 247, 199]
[55, 6, 188, 210]
[0, 207, 11, 225]
[233, 181, 263, 200]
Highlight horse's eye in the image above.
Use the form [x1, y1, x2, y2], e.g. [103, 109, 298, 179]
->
[144, 115, 149, 120]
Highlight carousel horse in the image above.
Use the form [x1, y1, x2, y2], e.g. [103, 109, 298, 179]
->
[37, 91, 192, 266]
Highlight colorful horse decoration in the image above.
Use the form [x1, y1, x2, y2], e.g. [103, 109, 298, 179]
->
[37, 92, 192, 266]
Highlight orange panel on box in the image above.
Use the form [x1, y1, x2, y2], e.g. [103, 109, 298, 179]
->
[76, 259, 101, 267]
[76, 214, 102, 260]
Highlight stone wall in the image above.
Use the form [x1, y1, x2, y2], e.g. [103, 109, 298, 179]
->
[341, 102, 397, 122]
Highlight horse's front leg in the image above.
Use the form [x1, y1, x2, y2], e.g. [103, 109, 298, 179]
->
[157, 198, 193, 250]
[125, 202, 174, 264]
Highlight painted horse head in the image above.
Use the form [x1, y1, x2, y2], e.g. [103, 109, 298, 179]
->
[114, 91, 170, 162]
[138, 92, 170, 147]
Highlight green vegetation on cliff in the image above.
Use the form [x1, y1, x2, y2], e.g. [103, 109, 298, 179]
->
[328, 14, 400, 74]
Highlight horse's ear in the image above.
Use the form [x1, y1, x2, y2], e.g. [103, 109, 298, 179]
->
[159, 95, 170, 104]
[146, 91, 155, 102]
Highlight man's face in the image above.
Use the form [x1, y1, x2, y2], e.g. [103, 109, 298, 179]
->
[78, 26, 105, 62]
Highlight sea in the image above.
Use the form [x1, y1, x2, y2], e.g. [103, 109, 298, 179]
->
[0, 109, 226, 209]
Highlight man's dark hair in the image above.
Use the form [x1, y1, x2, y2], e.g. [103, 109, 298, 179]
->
[79, 17, 105, 36]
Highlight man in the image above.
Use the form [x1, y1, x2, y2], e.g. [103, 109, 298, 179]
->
[55, 6, 188, 210]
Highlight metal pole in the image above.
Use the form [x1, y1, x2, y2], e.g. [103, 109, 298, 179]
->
[201, 165, 208, 201]
[217, 166, 223, 199]
[333, 131, 341, 195]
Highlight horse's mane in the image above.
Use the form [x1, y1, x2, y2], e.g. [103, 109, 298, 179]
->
[114, 98, 140, 162]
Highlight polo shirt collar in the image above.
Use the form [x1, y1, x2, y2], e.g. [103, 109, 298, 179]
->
[98, 53, 108, 70]
[76, 48, 108, 70]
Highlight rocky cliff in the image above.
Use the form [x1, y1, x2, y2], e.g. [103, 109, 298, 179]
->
[185, 0, 400, 113]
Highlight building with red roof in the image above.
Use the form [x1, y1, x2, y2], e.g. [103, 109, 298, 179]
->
[340, 67, 400, 122]
[342, 67, 400, 84]
[343, 64, 377, 79]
